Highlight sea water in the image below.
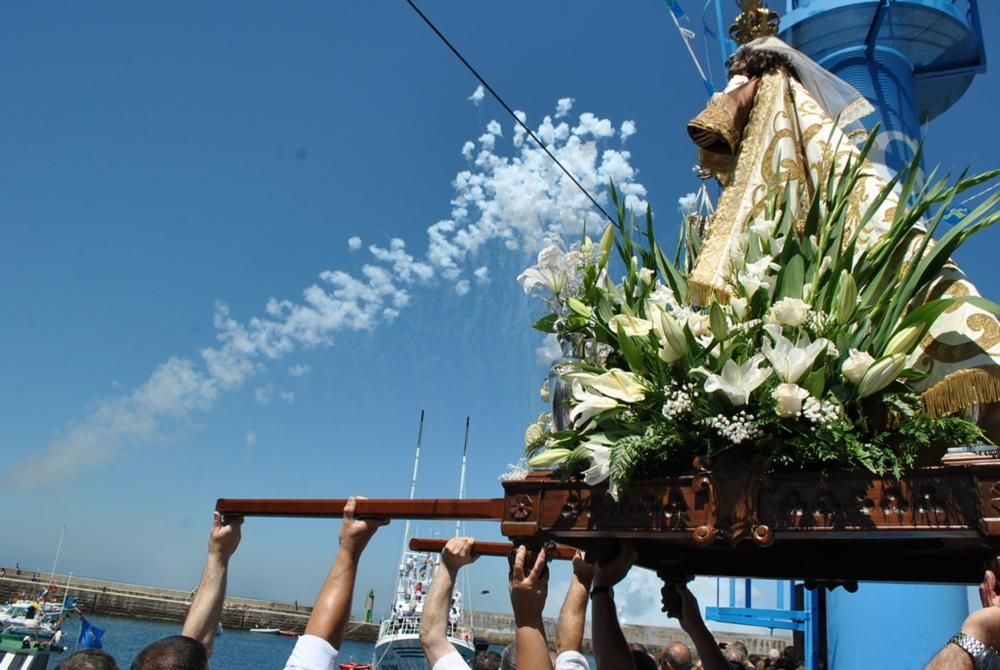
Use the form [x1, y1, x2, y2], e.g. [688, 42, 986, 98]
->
[58, 614, 376, 669]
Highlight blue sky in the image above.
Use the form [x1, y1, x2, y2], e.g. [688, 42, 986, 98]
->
[3, 1, 1000, 631]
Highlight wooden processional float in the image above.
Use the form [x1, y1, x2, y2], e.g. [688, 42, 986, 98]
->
[217, 447, 1000, 586]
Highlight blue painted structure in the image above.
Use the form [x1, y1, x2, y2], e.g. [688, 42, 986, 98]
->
[702, 2, 987, 668]
[779, 0, 985, 173]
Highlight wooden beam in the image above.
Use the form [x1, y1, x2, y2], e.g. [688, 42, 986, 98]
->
[215, 497, 505, 520]
[408, 537, 579, 560]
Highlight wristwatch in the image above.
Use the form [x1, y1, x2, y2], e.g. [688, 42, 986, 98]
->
[951, 632, 1000, 670]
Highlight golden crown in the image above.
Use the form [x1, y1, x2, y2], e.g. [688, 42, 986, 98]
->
[729, 0, 780, 45]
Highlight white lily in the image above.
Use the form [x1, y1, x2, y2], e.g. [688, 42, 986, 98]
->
[609, 313, 654, 338]
[694, 354, 772, 406]
[517, 244, 570, 295]
[761, 324, 830, 383]
[586, 369, 646, 403]
[569, 383, 619, 426]
[729, 296, 748, 322]
[582, 444, 611, 485]
[842, 348, 876, 385]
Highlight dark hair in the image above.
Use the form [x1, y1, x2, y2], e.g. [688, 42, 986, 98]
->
[130, 636, 208, 670]
[57, 650, 121, 670]
[632, 650, 659, 670]
[474, 650, 502, 670]
[728, 49, 795, 80]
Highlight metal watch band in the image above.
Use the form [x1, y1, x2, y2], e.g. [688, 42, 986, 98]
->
[951, 632, 1000, 670]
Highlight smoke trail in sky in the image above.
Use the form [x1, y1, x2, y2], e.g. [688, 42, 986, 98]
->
[7, 94, 647, 485]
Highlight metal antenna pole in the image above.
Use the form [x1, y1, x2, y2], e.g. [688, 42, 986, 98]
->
[455, 416, 470, 538]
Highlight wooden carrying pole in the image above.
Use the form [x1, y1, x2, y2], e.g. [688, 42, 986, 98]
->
[215, 497, 505, 520]
[408, 537, 578, 561]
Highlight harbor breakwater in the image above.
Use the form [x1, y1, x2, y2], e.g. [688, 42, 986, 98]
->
[0, 568, 788, 652]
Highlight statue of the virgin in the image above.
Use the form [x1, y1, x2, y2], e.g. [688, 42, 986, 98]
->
[686, 3, 1000, 432]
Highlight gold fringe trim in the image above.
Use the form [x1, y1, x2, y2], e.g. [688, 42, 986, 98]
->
[688, 279, 731, 307]
[921, 367, 1000, 417]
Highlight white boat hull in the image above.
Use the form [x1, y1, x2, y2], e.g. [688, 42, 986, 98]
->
[372, 634, 475, 670]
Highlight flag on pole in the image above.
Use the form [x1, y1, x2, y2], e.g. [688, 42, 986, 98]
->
[664, 0, 689, 20]
[78, 617, 106, 650]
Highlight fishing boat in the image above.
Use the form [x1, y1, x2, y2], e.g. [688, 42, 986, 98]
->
[0, 599, 66, 640]
[371, 414, 475, 670]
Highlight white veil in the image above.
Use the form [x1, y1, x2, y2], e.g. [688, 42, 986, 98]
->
[738, 36, 875, 133]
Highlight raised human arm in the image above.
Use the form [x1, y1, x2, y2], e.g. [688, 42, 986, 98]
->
[509, 545, 552, 670]
[303, 496, 388, 647]
[181, 511, 242, 657]
[591, 541, 637, 670]
[925, 570, 1000, 669]
[556, 551, 593, 655]
[420, 536, 477, 667]
[664, 582, 728, 670]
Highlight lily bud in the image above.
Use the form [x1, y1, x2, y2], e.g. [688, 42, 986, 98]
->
[527, 448, 573, 468]
[857, 353, 906, 398]
[660, 311, 689, 358]
[883, 325, 923, 357]
[834, 271, 858, 325]
[566, 298, 592, 319]
[598, 225, 615, 270]
[710, 302, 728, 341]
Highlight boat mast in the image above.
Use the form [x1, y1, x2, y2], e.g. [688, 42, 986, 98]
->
[455, 416, 470, 537]
[401, 410, 425, 550]
[49, 525, 66, 584]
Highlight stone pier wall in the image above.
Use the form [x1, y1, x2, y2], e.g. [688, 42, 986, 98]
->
[0, 568, 787, 651]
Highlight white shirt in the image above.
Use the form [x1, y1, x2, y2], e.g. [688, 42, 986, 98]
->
[284, 634, 339, 670]
[431, 651, 470, 670]
[555, 650, 591, 670]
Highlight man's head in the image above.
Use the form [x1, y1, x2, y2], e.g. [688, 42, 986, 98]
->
[500, 641, 516, 670]
[130, 635, 208, 670]
[473, 650, 502, 670]
[725, 647, 747, 666]
[56, 650, 120, 670]
[659, 642, 693, 670]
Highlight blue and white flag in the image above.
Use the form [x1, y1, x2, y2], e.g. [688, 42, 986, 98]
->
[78, 617, 106, 650]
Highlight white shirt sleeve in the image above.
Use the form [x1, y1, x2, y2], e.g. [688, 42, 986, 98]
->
[431, 650, 471, 670]
[283, 634, 339, 670]
[555, 650, 591, 670]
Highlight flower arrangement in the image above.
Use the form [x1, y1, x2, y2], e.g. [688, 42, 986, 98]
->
[520, 137, 1000, 498]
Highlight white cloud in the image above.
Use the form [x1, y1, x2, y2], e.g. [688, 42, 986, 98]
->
[254, 384, 273, 404]
[535, 333, 562, 364]
[620, 120, 636, 142]
[279, 390, 295, 403]
[8, 95, 646, 485]
[461, 141, 476, 160]
[288, 364, 311, 377]
[555, 97, 574, 118]
[245, 430, 257, 448]
[468, 85, 485, 106]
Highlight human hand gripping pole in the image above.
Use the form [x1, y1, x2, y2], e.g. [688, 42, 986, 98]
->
[420, 536, 479, 668]
[509, 545, 552, 670]
[181, 511, 243, 657]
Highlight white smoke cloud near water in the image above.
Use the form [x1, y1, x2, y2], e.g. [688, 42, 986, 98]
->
[8, 94, 648, 486]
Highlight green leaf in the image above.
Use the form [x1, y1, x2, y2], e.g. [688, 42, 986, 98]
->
[709, 302, 728, 341]
[616, 323, 645, 373]
[775, 254, 804, 300]
[532, 314, 558, 333]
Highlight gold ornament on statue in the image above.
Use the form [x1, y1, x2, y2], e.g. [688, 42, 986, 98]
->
[729, 0, 780, 45]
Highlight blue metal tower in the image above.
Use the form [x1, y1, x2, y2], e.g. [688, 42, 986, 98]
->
[779, 2, 986, 668]
[779, 0, 986, 174]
